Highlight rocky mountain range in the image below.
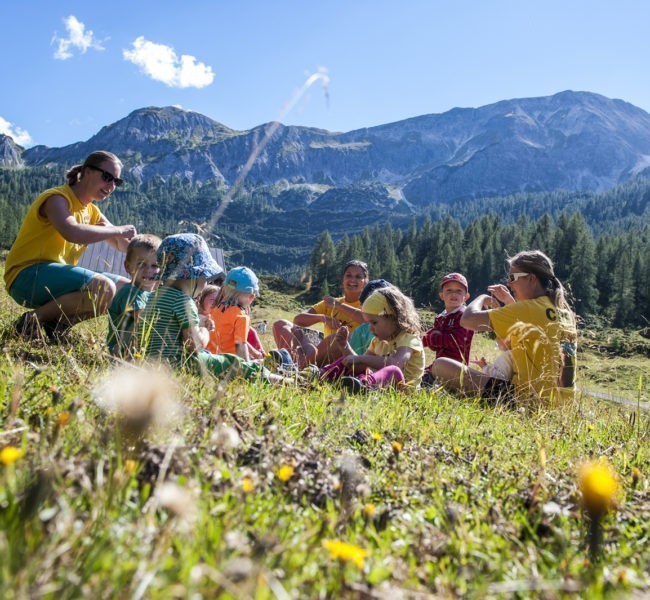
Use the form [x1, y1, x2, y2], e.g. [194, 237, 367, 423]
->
[2, 90, 650, 269]
[2, 91, 650, 207]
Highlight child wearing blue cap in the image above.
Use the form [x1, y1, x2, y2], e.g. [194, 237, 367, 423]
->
[139, 235, 283, 383]
[208, 266, 264, 361]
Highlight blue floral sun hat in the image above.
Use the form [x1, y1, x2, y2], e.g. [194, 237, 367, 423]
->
[156, 233, 223, 281]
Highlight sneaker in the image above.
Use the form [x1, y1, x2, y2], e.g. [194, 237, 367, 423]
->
[14, 312, 43, 340]
[341, 376, 367, 394]
[264, 349, 284, 371]
[421, 371, 439, 390]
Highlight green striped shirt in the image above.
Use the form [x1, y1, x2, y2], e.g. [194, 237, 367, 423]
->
[140, 286, 199, 366]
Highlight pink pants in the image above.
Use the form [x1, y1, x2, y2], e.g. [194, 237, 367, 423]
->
[319, 356, 405, 390]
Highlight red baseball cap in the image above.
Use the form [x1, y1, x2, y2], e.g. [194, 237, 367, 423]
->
[440, 272, 468, 291]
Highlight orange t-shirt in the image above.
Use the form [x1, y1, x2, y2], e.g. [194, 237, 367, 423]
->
[207, 304, 250, 354]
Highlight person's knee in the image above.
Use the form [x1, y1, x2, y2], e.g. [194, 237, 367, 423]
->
[272, 319, 292, 342]
[86, 275, 117, 310]
[431, 358, 460, 381]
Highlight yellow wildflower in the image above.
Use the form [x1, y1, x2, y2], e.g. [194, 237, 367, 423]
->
[241, 477, 255, 494]
[1, 446, 24, 465]
[371, 432, 382, 441]
[125, 459, 138, 475]
[453, 446, 461, 456]
[391, 441, 403, 454]
[322, 539, 369, 569]
[631, 466, 641, 486]
[56, 411, 71, 428]
[363, 503, 376, 518]
[578, 459, 619, 518]
[277, 465, 294, 482]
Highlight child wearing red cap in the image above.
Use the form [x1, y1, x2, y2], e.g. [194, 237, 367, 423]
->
[422, 272, 474, 385]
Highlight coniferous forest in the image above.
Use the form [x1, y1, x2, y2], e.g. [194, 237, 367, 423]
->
[304, 213, 650, 328]
[0, 168, 649, 327]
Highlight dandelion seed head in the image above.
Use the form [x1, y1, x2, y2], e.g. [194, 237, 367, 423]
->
[93, 365, 182, 438]
[210, 423, 241, 452]
[155, 481, 196, 522]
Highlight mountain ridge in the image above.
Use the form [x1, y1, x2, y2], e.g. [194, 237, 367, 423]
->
[2, 90, 650, 271]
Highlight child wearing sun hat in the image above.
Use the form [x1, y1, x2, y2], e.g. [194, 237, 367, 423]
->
[139, 234, 285, 383]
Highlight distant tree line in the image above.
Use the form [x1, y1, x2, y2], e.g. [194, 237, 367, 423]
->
[305, 213, 650, 328]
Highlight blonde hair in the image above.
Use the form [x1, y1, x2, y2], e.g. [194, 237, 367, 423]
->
[508, 250, 572, 312]
[370, 287, 421, 336]
[66, 151, 123, 186]
[216, 285, 250, 314]
[126, 234, 161, 263]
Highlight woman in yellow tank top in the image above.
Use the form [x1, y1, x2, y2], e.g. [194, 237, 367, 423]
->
[5, 151, 137, 340]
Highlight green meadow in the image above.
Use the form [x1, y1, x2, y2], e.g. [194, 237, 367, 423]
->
[0, 275, 648, 599]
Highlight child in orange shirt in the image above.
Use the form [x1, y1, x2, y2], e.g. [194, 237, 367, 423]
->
[208, 267, 265, 361]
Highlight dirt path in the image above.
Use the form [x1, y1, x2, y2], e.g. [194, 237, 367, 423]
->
[580, 388, 649, 412]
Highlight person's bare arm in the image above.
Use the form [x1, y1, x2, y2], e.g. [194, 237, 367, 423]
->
[460, 294, 494, 331]
[342, 346, 413, 371]
[323, 296, 365, 324]
[487, 284, 515, 305]
[182, 325, 208, 353]
[42, 195, 136, 249]
[293, 307, 341, 330]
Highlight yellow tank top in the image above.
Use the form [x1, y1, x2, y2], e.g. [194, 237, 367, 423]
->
[4, 185, 102, 289]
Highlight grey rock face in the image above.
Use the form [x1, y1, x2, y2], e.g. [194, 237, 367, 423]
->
[10, 91, 650, 206]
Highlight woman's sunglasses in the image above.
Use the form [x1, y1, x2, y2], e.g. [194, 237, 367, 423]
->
[507, 272, 530, 283]
[87, 165, 123, 187]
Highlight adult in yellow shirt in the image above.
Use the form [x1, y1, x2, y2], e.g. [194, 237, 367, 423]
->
[435, 250, 577, 405]
[5, 151, 136, 340]
[272, 260, 369, 367]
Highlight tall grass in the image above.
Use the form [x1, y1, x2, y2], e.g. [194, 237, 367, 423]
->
[0, 283, 648, 598]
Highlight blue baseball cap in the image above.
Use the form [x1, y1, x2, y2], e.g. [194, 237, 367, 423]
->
[225, 266, 259, 294]
[156, 234, 223, 281]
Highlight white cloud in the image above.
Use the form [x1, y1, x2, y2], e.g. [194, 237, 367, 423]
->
[52, 16, 105, 60]
[123, 37, 214, 89]
[0, 117, 32, 146]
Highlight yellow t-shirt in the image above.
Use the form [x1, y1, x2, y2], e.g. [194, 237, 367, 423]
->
[368, 331, 425, 387]
[311, 297, 362, 337]
[4, 185, 102, 289]
[488, 296, 577, 402]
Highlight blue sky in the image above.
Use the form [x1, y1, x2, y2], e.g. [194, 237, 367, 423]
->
[1, 1, 649, 148]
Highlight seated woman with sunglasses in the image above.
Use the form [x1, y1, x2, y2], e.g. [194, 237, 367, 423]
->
[431, 250, 577, 406]
[4, 151, 137, 340]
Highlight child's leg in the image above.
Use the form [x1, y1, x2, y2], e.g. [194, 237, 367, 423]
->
[431, 358, 488, 395]
[319, 356, 351, 381]
[313, 326, 353, 366]
[292, 328, 318, 368]
[196, 351, 269, 381]
[272, 319, 295, 351]
[360, 366, 405, 390]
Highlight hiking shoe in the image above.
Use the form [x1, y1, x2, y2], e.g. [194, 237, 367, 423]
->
[341, 376, 368, 395]
[420, 371, 440, 390]
[41, 320, 73, 343]
[14, 312, 43, 340]
[264, 349, 284, 371]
